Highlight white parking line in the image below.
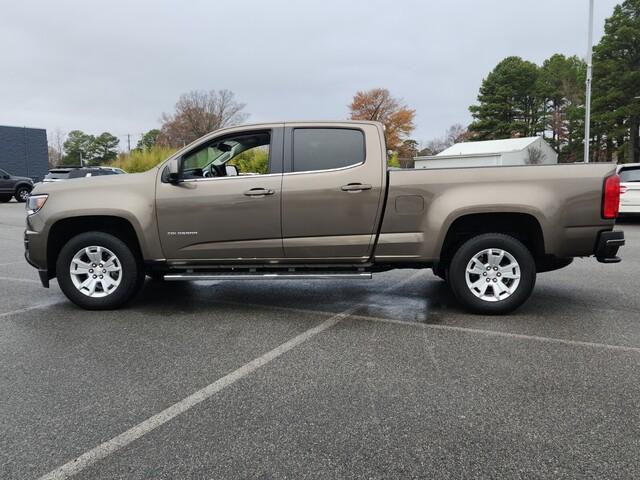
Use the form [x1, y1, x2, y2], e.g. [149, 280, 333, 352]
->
[37, 271, 424, 480]
[0, 260, 27, 267]
[0, 275, 41, 284]
[0, 301, 64, 319]
[214, 300, 640, 354]
[365, 316, 640, 354]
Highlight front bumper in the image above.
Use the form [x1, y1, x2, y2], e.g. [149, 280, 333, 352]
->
[595, 230, 625, 264]
[24, 228, 50, 287]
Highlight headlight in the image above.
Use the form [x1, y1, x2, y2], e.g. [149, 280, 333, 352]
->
[26, 194, 48, 215]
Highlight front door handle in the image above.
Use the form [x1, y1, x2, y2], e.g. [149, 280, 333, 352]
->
[244, 188, 275, 197]
[341, 183, 372, 192]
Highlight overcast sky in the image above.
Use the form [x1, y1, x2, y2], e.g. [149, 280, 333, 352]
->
[0, 0, 620, 148]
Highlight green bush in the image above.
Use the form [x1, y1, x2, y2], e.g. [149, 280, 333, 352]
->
[230, 147, 269, 174]
[387, 153, 401, 168]
[111, 146, 177, 173]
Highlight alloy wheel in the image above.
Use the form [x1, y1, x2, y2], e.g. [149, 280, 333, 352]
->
[69, 246, 123, 297]
[464, 248, 521, 302]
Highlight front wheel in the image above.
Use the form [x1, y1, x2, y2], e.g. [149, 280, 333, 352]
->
[56, 232, 143, 310]
[14, 186, 31, 202]
[448, 233, 536, 315]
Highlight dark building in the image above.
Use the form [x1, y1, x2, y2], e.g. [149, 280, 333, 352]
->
[0, 125, 49, 182]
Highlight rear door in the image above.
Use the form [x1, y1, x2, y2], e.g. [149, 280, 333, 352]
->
[281, 123, 385, 260]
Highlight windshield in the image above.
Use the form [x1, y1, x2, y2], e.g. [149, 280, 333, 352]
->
[619, 166, 640, 183]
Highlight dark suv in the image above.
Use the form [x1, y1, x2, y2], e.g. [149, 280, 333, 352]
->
[0, 168, 34, 202]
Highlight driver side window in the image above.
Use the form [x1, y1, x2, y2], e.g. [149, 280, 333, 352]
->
[182, 131, 271, 179]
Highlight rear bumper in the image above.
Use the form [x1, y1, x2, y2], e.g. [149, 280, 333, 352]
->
[595, 230, 625, 264]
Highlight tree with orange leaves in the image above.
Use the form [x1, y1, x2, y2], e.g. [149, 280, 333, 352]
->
[349, 88, 416, 152]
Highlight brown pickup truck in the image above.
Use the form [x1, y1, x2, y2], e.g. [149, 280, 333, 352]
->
[24, 121, 624, 314]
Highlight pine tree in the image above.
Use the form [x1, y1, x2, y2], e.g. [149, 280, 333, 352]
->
[537, 54, 586, 161]
[592, 0, 640, 163]
[469, 57, 541, 140]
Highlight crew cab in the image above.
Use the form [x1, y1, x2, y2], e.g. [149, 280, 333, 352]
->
[24, 121, 624, 314]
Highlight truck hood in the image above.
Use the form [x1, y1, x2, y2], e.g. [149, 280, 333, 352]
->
[31, 170, 156, 196]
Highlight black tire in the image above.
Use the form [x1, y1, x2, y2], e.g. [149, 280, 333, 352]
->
[0, 194, 11, 203]
[56, 232, 142, 310]
[447, 233, 536, 315]
[14, 185, 31, 203]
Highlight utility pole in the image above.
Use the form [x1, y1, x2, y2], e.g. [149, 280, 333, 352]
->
[127, 134, 131, 153]
[584, 0, 594, 163]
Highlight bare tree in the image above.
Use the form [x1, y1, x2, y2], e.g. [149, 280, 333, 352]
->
[525, 145, 546, 165]
[47, 146, 61, 168]
[47, 129, 66, 167]
[444, 124, 469, 146]
[419, 124, 469, 156]
[158, 89, 249, 147]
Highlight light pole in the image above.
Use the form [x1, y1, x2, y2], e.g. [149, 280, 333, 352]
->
[584, 0, 594, 163]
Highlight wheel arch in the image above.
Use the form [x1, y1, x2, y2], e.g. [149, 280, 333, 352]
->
[437, 212, 545, 270]
[47, 216, 143, 278]
[14, 181, 33, 194]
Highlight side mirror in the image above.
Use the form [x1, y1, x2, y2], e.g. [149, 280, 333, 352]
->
[167, 158, 181, 183]
[225, 164, 239, 177]
[2, 175, 9, 180]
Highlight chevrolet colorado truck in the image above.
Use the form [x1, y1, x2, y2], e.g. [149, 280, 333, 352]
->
[24, 121, 625, 314]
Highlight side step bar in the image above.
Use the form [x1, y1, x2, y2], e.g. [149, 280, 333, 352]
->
[164, 272, 372, 281]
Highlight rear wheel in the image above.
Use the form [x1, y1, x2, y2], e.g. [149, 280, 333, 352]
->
[56, 232, 142, 310]
[14, 186, 31, 202]
[447, 233, 536, 315]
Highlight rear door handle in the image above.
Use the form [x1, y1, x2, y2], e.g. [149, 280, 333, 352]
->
[244, 188, 275, 197]
[341, 183, 372, 192]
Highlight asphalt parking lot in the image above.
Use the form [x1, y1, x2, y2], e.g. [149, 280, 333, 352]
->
[2, 200, 640, 479]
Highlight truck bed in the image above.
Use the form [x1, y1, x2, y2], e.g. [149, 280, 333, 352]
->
[375, 163, 617, 262]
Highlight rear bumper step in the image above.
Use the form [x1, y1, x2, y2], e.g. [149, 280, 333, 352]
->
[164, 272, 373, 281]
[595, 230, 625, 264]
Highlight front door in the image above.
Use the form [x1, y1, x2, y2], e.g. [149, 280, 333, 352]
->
[280, 123, 385, 260]
[156, 126, 284, 261]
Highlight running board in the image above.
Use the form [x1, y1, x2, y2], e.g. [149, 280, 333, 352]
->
[164, 272, 372, 281]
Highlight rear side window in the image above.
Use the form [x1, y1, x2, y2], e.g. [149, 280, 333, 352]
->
[619, 167, 640, 182]
[292, 128, 365, 173]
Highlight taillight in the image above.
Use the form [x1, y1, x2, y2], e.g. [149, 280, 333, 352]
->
[602, 174, 621, 219]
